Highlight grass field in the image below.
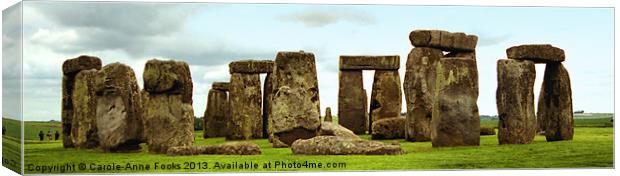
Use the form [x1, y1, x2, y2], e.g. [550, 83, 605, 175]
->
[1, 118, 22, 174]
[1, 116, 614, 174]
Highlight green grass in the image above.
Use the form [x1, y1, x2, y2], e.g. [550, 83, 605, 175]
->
[3, 117, 612, 173]
[2, 118, 22, 174]
[20, 127, 613, 174]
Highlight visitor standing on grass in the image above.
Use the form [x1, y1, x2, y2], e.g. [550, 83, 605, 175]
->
[2, 126, 6, 135]
[54, 131, 60, 140]
[47, 131, 52, 140]
[39, 130, 44, 141]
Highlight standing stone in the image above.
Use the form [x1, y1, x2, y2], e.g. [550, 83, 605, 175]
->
[404, 47, 443, 142]
[431, 57, 480, 147]
[496, 59, 536, 144]
[263, 73, 273, 138]
[538, 63, 573, 141]
[142, 92, 194, 153]
[203, 89, 229, 138]
[142, 59, 195, 154]
[228, 73, 262, 140]
[61, 55, 102, 148]
[338, 70, 367, 134]
[94, 63, 143, 152]
[143, 59, 193, 104]
[270, 51, 321, 147]
[324, 107, 332, 122]
[369, 70, 402, 133]
[70, 69, 99, 149]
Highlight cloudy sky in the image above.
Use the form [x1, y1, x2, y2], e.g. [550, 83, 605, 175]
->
[2, 2, 614, 121]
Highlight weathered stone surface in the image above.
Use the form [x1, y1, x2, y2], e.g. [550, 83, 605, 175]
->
[338, 70, 367, 134]
[262, 73, 273, 138]
[62, 55, 102, 75]
[229, 60, 275, 73]
[203, 89, 230, 138]
[166, 142, 261, 156]
[404, 47, 443, 142]
[445, 51, 476, 60]
[409, 30, 478, 52]
[94, 63, 143, 152]
[496, 59, 536, 144]
[324, 107, 332, 122]
[228, 73, 262, 140]
[538, 63, 573, 141]
[212, 82, 230, 91]
[319, 122, 360, 139]
[271, 86, 320, 147]
[480, 127, 496, 136]
[291, 136, 403, 155]
[62, 55, 102, 148]
[339, 55, 400, 70]
[506, 44, 565, 63]
[143, 92, 194, 153]
[70, 69, 99, 149]
[369, 70, 402, 134]
[270, 51, 321, 147]
[431, 57, 480, 147]
[143, 59, 193, 104]
[371, 118, 405, 139]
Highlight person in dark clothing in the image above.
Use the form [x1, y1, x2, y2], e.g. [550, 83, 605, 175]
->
[2, 126, 6, 135]
[39, 130, 44, 141]
[54, 131, 60, 140]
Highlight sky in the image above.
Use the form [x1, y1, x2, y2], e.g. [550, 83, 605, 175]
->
[1, 2, 614, 121]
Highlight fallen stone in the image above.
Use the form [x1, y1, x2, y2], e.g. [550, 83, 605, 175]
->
[480, 127, 496, 136]
[538, 63, 573, 141]
[339, 55, 400, 70]
[228, 73, 263, 140]
[431, 57, 480, 147]
[291, 136, 403, 155]
[166, 142, 261, 156]
[212, 82, 230, 91]
[203, 89, 230, 138]
[324, 107, 333, 122]
[142, 59, 193, 104]
[229, 60, 275, 73]
[496, 59, 536, 144]
[371, 118, 405, 139]
[409, 30, 478, 52]
[506, 44, 565, 63]
[62, 55, 102, 148]
[94, 63, 143, 152]
[338, 70, 367, 134]
[70, 69, 99, 149]
[369, 70, 402, 134]
[319, 122, 360, 139]
[404, 47, 443, 142]
[270, 51, 321, 147]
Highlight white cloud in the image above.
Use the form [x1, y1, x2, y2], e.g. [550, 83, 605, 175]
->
[279, 8, 376, 27]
